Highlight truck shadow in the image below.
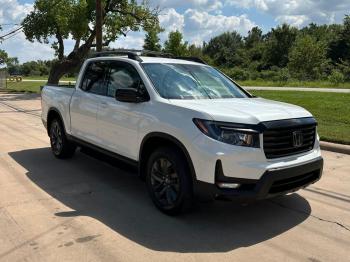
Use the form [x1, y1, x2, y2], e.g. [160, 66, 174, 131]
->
[9, 147, 311, 253]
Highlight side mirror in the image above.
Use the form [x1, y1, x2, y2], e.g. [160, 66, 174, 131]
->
[115, 88, 149, 103]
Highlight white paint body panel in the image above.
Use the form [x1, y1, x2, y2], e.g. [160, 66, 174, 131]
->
[41, 56, 322, 184]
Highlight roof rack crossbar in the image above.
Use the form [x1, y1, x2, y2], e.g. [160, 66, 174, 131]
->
[92, 50, 143, 62]
[91, 49, 207, 65]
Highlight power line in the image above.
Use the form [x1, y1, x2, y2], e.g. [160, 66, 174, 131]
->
[0, 27, 23, 40]
[0, 23, 20, 26]
[2, 30, 22, 41]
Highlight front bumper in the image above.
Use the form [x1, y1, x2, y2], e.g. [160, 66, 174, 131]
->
[194, 156, 323, 202]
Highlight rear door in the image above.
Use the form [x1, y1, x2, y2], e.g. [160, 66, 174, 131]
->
[70, 61, 108, 144]
[96, 61, 148, 160]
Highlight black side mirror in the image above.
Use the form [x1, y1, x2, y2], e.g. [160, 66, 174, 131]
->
[115, 88, 149, 103]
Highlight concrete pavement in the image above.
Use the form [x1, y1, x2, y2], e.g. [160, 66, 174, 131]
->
[0, 93, 349, 262]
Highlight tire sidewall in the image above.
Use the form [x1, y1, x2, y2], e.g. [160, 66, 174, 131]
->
[50, 119, 64, 156]
[146, 147, 193, 215]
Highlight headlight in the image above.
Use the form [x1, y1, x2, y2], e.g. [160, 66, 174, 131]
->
[193, 118, 260, 148]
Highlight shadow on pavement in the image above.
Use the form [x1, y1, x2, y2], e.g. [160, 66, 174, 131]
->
[9, 147, 311, 253]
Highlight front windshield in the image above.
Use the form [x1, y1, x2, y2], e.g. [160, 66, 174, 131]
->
[142, 63, 249, 100]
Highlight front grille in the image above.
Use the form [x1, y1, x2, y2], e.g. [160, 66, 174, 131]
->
[269, 171, 320, 194]
[263, 123, 316, 159]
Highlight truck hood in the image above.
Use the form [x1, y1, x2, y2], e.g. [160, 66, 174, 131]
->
[169, 98, 312, 124]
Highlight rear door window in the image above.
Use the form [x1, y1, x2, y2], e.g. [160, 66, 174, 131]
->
[80, 61, 108, 96]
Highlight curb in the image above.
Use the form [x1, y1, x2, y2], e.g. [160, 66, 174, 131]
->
[320, 141, 350, 155]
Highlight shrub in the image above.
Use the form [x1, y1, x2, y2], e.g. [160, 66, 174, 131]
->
[259, 70, 279, 80]
[328, 70, 345, 85]
[277, 68, 291, 83]
[223, 68, 250, 81]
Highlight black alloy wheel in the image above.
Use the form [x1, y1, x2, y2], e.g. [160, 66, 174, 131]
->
[146, 147, 193, 215]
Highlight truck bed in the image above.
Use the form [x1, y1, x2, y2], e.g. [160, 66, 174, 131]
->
[41, 84, 76, 134]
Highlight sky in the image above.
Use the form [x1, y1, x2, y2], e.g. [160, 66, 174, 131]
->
[0, 0, 349, 63]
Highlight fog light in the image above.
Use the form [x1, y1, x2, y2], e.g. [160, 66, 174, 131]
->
[217, 182, 241, 189]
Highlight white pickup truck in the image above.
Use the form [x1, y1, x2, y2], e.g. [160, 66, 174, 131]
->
[41, 51, 323, 215]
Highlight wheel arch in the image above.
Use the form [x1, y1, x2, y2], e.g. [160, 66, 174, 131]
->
[47, 107, 67, 136]
[139, 132, 197, 182]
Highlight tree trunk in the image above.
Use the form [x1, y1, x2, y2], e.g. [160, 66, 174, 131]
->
[47, 60, 79, 85]
[47, 32, 96, 85]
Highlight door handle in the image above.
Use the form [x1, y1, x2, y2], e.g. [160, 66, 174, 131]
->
[100, 102, 108, 108]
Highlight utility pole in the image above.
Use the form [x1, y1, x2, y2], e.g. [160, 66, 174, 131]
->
[96, 0, 103, 52]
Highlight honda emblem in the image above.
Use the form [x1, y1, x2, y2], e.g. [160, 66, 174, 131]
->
[292, 131, 303, 148]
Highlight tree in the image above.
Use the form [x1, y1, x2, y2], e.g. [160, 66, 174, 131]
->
[0, 25, 7, 65]
[288, 35, 328, 80]
[243, 27, 265, 69]
[263, 24, 298, 68]
[0, 50, 8, 66]
[203, 31, 244, 67]
[143, 28, 162, 51]
[328, 15, 350, 63]
[244, 26, 263, 49]
[163, 30, 188, 56]
[22, 0, 159, 84]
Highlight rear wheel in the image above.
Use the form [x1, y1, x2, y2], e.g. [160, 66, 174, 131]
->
[49, 119, 76, 159]
[146, 147, 193, 215]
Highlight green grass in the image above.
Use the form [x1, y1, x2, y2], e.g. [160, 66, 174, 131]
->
[4, 81, 43, 93]
[22, 75, 76, 81]
[239, 80, 350, 89]
[3, 81, 74, 93]
[251, 90, 350, 145]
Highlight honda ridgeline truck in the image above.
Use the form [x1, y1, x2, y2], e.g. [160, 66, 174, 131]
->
[41, 51, 323, 215]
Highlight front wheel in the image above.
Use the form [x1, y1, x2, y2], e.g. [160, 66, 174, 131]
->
[49, 119, 76, 159]
[146, 147, 194, 215]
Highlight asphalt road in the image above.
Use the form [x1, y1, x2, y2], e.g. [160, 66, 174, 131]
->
[0, 93, 349, 262]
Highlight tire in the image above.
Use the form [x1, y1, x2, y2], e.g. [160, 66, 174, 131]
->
[49, 118, 76, 159]
[146, 147, 194, 215]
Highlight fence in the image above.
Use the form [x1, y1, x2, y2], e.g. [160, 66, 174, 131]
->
[0, 70, 6, 89]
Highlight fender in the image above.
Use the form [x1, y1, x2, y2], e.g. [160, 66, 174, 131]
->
[139, 132, 197, 181]
[47, 107, 68, 136]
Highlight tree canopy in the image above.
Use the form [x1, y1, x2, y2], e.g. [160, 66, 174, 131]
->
[203, 31, 244, 66]
[143, 27, 162, 51]
[163, 30, 188, 57]
[288, 35, 328, 80]
[22, 0, 160, 84]
[6, 9, 350, 84]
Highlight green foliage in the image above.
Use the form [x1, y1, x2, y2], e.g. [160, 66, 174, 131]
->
[0, 42, 17, 67]
[143, 29, 162, 51]
[288, 35, 328, 80]
[164, 30, 188, 56]
[263, 24, 298, 68]
[328, 15, 350, 63]
[328, 70, 345, 85]
[244, 27, 263, 49]
[222, 68, 249, 81]
[14, 5, 350, 85]
[336, 60, 350, 81]
[22, 0, 160, 83]
[203, 31, 244, 67]
[0, 49, 8, 65]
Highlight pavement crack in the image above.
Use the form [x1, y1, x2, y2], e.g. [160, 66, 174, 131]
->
[269, 199, 350, 232]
